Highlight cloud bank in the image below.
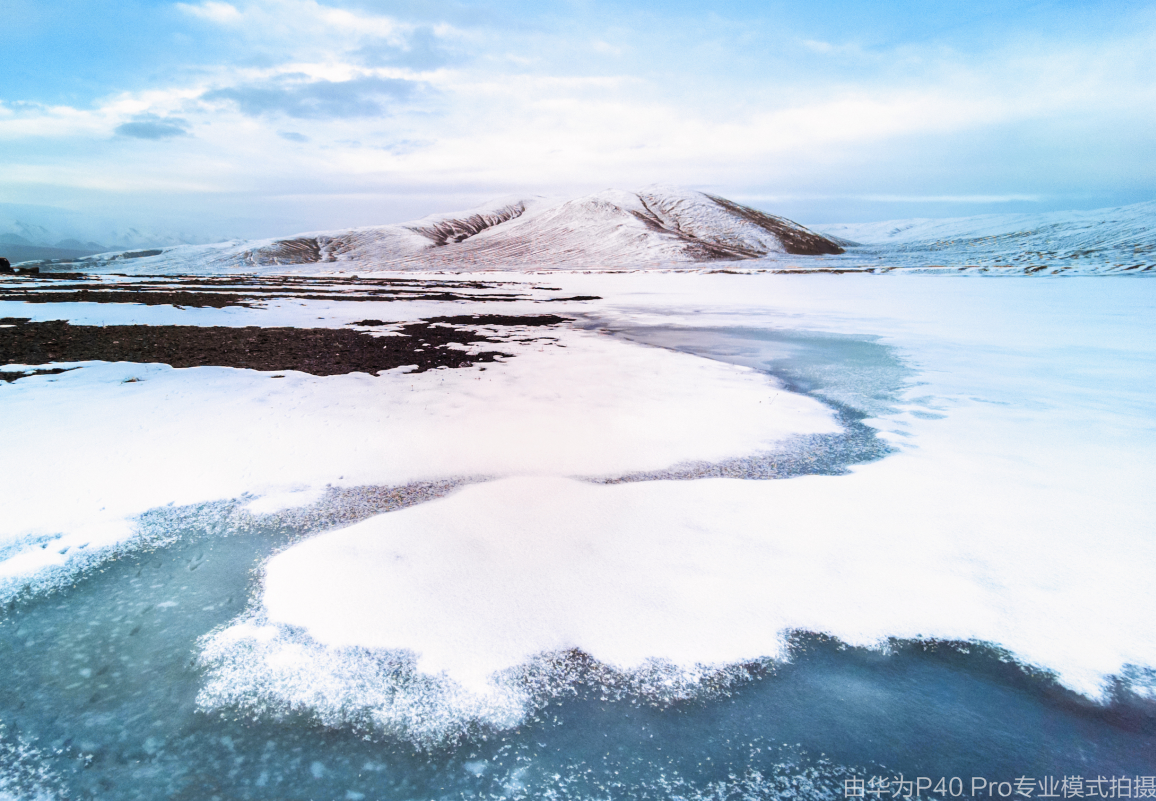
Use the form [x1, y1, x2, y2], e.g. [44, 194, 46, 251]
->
[0, 0, 1153, 238]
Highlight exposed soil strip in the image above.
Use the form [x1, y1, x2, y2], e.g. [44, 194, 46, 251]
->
[0, 315, 570, 375]
[423, 314, 571, 327]
[0, 291, 265, 308]
[0, 366, 76, 383]
[0, 273, 597, 307]
[2, 272, 93, 280]
[0, 290, 528, 307]
[121, 274, 522, 289]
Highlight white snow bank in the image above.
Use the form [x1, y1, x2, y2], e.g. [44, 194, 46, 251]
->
[205, 442, 1153, 730]
[0, 325, 834, 592]
[196, 611, 533, 746]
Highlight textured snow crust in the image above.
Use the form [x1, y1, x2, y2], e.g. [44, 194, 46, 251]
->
[195, 273, 1156, 745]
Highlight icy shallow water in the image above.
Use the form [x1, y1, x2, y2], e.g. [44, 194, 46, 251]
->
[1, 509, 1152, 800]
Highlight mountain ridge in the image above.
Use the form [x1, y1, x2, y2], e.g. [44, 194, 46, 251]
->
[5, 190, 1153, 275]
[6, 187, 844, 273]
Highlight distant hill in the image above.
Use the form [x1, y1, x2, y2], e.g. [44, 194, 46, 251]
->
[812, 201, 1156, 272]
[0, 203, 227, 265]
[19, 187, 845, 274]
[1, 243, 109, 264]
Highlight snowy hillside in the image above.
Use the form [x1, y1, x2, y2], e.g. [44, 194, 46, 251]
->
[14, 187, 844, 274]
[11, 191, 1154, 275]
[814, 200, 1156, 273]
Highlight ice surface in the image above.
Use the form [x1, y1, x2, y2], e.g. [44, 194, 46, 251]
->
[196, 273, 1155, 743]
[0, 322, 834, 596]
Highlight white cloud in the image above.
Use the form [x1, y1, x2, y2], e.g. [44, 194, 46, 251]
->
[801, 39, 834, 53]
[176, 1, 242, 24]
[177, 0, 411, 49]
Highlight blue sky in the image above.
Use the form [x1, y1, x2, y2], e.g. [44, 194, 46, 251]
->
[1, 0, 1153, 242]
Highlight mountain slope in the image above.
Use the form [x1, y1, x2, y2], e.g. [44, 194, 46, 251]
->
[813, 201, 1156, 271]
[261, 186, 844, 268]
[231, 187, 844, 270]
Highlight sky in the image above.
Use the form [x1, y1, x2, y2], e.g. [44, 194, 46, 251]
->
[1, 0, 1154, 243]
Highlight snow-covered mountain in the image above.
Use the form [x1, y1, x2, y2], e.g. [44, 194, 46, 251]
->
[23, 187, 843, 273]
[11, 190, 1154, 274]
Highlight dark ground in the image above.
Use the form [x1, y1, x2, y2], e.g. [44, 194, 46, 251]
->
[0, 315, 570, 376]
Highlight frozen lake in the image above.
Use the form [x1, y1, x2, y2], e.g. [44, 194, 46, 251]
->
[1, 272, 1154, 798]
